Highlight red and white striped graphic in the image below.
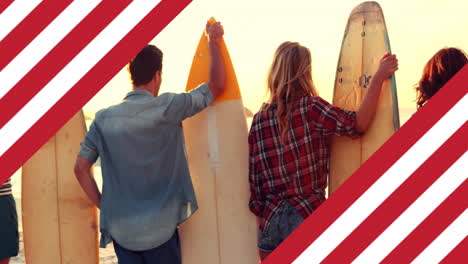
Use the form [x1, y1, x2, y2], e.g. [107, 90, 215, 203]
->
[0, 0, 192, 184]
[265, 65, 468, 263]
[0, 2, 466, 263]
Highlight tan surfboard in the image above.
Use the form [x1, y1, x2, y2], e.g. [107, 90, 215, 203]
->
[178, 18, 258, 264]
[329, 2, 400, 194]
[22, 111, 99, 264]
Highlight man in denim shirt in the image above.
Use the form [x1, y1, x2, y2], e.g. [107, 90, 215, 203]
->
[74, 21, 225, 263]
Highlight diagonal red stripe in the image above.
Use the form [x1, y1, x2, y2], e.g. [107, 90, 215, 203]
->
[0, 0, 192, 186]
[264, 65, 468, 264]
[440, 235, 468, 263]
[0, 0, 132, 129]
[382, 179, 468, 263]
[0, 0, 73, 71]
[0, 0, 13, 14]
[321, 123, 468, 263]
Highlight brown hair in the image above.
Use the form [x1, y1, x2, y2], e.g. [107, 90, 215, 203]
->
[128, 45, 163, 87]
[416, 47, 467, 109]
[266, 42, 318, 143]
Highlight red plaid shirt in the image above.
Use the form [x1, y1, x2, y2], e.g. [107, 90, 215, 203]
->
[248, 96, 362, 231]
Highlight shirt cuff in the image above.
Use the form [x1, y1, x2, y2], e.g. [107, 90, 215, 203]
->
[78, 143, 99, 163]
[191, 83, 214, 106]
[348, 111, 364, 139]
[249, 200, 264, 216]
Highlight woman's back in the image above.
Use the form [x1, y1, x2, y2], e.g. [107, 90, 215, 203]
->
[248, 95, 361, 231]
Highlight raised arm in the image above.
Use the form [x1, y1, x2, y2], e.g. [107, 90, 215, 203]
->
[355, 52, 398, 132]
[206, 21, 226, 98]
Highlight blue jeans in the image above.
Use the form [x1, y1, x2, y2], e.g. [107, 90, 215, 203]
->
[258, 202, 305, 252]
[113, 231, 181, 264]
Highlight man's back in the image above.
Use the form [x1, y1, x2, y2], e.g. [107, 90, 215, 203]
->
[74, 25, 225, 263]
[78, 84, 213, 251]
[95, 90, 187, 199]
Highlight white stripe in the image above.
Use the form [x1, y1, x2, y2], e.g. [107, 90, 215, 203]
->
[293, 95, 468, 264]
[0, 0, 161, 156]
[354, 153, 468, 263]
[0, 0, 42, 42]
[207, 106, 221, 169]
[0, 0, 101, 99]
[412, 209, 468, 264]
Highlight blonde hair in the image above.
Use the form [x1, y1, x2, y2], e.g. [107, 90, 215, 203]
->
[266, 41, 318, 143]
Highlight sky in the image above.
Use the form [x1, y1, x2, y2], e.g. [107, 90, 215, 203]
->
[84, 0, 468, 118]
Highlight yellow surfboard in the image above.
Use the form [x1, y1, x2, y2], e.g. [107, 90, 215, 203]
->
[22, 111, 99, 264]
[178, 19, 258, 264]
[329, 2, 400, 194]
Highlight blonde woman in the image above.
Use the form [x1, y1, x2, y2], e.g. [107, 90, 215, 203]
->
[248, 41, 398, 259]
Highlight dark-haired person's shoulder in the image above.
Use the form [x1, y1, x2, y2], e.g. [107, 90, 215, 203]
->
[94, 108, 108, 120]
[93, 102, 125, 121]
[157, 92, 177, 100]
[155, 92, 185, 109]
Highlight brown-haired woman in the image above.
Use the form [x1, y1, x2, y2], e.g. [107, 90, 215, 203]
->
[416, 47, 467, 109]
[248, 41, 398, 260]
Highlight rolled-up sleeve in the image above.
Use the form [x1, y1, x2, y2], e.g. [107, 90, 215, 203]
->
[308, 96, 363, 138]
[164, 83, 214, 122]
[78, 120, 100, 163]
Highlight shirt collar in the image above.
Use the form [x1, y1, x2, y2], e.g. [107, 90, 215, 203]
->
[124, 89, 154, 100]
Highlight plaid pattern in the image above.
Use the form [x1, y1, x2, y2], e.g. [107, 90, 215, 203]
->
[248, 96, 362, 231]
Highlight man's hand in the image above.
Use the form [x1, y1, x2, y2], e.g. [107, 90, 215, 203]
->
[205, 19, 226, 98]
[206, 21, 224, 44]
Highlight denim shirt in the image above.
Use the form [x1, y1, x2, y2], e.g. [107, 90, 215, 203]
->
[78, 83, 213, 251]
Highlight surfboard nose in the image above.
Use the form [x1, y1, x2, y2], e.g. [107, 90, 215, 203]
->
[186, 19, 242, 103]
[208, 17, 217, 25]
[350, 1, 384, 17]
